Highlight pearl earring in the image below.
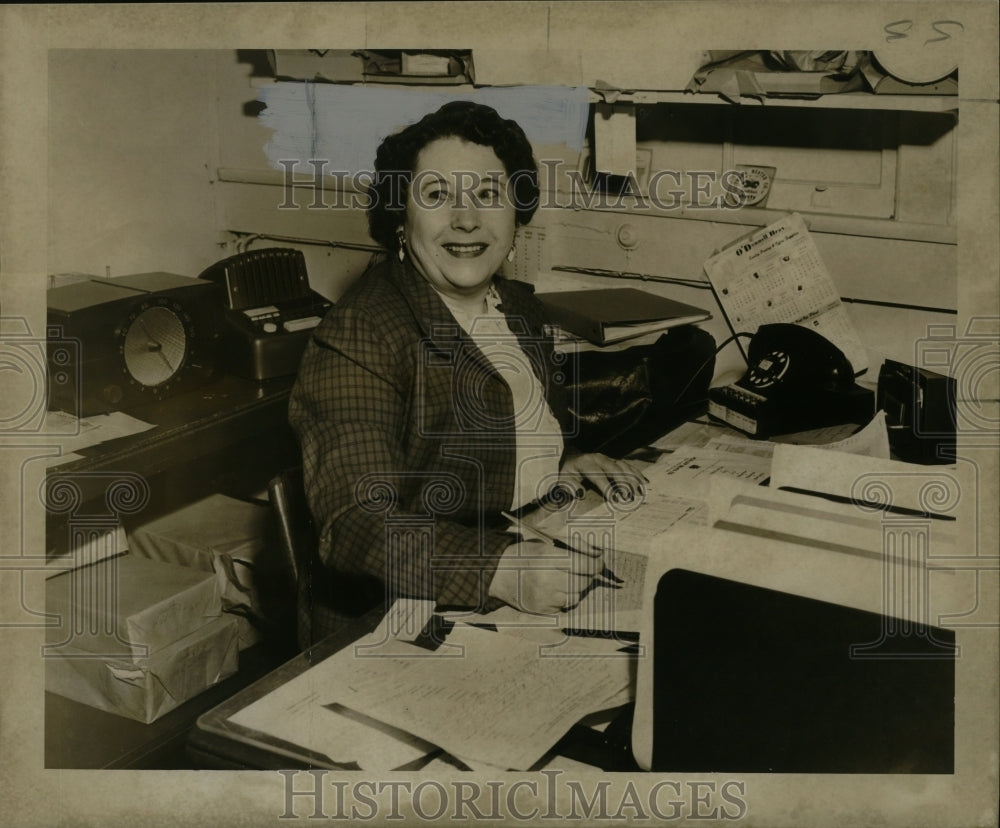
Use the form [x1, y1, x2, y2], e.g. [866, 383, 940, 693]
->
[396, 230, 406, 262]
[506, 244, 516, 263]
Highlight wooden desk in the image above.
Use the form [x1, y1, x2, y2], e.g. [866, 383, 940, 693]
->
[187, 607, 638, 772]
[44, 372, 302, 768]
[45, 373, 298, 555]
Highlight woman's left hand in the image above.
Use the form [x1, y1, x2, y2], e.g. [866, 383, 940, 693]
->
[559, 450, 648, 505]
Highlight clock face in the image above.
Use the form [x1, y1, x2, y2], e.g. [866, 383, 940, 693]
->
[118, 299, 193, 393]
[47, 272, 221, 417]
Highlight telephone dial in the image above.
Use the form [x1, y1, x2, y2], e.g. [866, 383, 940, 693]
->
[708, 323, 874, 439]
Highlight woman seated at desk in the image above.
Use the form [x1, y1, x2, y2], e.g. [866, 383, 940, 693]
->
[290, 101, 639, 617]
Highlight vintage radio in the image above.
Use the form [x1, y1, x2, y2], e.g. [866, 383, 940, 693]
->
[47, 273, 221, 416]
[197, 248, 332, 381]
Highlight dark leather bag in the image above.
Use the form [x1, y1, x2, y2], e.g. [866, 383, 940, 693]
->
[565, 326, 716, 458]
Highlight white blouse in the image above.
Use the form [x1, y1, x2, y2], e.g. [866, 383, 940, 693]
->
[436, 283, 564, 510]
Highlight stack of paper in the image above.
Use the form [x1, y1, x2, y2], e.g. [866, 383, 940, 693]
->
[231, 615, 632, 771]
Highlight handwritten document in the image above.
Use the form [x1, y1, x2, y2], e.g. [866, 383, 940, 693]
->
[563, 549, 649, 634]
[524, 448, 767, 554]
[600, 492, 707, 554]
[232, 618, 631, 771]
[334, 623, 631, 769]
[497, 445, 773, 635]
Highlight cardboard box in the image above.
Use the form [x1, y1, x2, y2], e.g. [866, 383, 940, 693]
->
[46, 553, 222, 659]
[46, 614, 240, 723]
[127, 494, 280, 649]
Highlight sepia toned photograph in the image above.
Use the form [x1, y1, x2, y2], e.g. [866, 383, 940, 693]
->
[1, 3, 997, 826]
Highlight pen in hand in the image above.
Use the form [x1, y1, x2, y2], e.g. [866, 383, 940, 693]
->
[501, 510, 624, 588]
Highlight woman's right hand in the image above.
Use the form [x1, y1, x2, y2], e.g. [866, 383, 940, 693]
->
[487, 540, 602, 615]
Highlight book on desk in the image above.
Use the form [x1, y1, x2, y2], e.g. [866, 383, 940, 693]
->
[536, 287, 711, 346]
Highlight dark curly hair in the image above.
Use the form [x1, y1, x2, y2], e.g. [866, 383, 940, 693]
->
[367, 100, 540, 251]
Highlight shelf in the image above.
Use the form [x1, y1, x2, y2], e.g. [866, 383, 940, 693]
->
[543, 201, 957, 245]
[250, 77, 957, 113]
[589, 89, 959, 113]
[250, 77, 478, 94]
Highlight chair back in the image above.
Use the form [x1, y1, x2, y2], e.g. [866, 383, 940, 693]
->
[267, 467, 314, 586]
[267, 467, 382, 649]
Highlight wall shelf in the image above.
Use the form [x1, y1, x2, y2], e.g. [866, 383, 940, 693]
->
[250, 77, 958, 113]
[588, 90, 959, 113]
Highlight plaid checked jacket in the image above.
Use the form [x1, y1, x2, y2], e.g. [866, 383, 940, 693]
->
[289, 256, 573, 610]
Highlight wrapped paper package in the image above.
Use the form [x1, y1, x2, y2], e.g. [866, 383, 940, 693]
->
[46, 615, 240, 723]
[127, 494, 277, 648]
[46, 554, 222, 659]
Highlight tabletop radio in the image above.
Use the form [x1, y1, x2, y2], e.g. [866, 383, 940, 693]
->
[47, 273, 221, 416]
[198, 248, 332, 381]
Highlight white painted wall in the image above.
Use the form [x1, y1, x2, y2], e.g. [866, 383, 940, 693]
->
[45, 49, 961, 382]
[210, 54, 959, 382]
[47, 50, 226, 280]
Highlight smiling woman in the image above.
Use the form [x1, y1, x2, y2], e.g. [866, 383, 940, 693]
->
[288, 101, 643, 622]
[403, 137, 517, 309]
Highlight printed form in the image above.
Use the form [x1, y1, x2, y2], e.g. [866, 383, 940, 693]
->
[703, 212, 869, 373]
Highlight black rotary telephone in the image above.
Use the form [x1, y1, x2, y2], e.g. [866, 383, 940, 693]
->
[708, 323, 874, 439]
